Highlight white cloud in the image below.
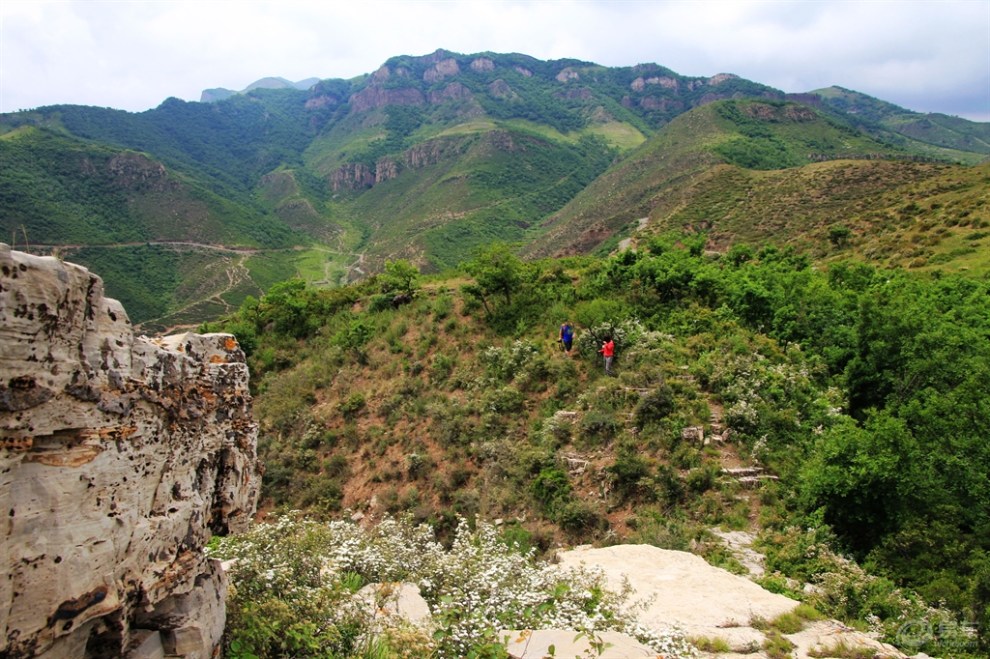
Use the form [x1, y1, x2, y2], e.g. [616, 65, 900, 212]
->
[1, 0, 987, 120]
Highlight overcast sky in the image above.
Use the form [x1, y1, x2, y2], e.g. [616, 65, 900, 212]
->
[2, 0, 988, 121]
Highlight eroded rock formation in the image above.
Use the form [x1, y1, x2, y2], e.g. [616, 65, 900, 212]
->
[0, 244, 260, 658]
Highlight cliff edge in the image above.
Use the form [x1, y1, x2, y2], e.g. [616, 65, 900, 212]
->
[0, 244, 260, 658]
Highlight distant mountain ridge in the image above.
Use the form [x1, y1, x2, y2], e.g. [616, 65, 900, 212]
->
[200, 76, 321, 103]
[1, 49, 987, 329]
[798, 85, 990, 155]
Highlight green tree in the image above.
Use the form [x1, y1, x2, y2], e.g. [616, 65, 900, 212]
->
[333, 317, 374, 365]
[463, 243, 525, 312]
[379, 258, 420, 297]
[828, 225, 852, 248]
[800, 413, 924, 554]
[256, 279, 319, 338]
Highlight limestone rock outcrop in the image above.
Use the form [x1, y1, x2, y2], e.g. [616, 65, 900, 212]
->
[0, 244, 260, 658]
[502, 629, 657, 658]
[557, 545, 908, 658]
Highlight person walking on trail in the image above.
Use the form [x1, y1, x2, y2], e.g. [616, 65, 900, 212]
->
[599, 337, 615, 375]
[559, 321, 574, 355]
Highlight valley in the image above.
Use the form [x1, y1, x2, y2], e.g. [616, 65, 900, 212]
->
[3, 50, 988, 329]
[1, 48, 988, 657]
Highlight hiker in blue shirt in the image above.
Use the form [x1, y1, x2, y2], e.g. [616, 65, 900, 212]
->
[559, 321, 574, 355]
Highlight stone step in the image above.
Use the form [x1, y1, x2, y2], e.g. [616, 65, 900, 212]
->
[722, 466, 765, 477]
[736, 475, 780, 489]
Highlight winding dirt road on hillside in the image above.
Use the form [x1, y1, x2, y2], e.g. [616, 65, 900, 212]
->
[17, 241, 365, 334]
[21, 241, 261, 254]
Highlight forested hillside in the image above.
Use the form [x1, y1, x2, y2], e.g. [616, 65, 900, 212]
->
[204, 237, 990, 656]
[2, 50, 988, 330]
[3, 46, 988, 658]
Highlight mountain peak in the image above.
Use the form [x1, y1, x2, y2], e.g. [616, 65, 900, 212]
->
[200, 76, 320, 103]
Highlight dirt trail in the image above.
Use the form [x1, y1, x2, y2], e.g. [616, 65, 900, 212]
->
[144, 251, 254, 334]
[617, 217, 650, 251]
[23, 241, 261, 254]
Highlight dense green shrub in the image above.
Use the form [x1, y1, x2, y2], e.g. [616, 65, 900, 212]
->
[608, 451, 652, 503]
[531, 466, 572, 514]
[578, 410, 619, 443]
[634, 384, 676, 426]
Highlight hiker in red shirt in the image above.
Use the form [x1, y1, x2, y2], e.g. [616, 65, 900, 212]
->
[598, 337, 615, 376]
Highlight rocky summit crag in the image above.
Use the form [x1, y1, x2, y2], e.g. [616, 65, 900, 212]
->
[0, 244, 260, 658]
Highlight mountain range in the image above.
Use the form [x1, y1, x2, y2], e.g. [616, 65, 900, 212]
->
[1, 48, 988, 330]
[200, 76, 322, 103]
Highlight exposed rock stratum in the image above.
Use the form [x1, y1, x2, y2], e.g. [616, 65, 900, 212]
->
[0, 244, 260, 658]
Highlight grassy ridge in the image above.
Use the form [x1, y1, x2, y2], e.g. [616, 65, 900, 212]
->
[0, 127, 149, 244]
[638, 159, 990, 274]
[0, 125, 302, 248]
[334, 128, 617, 272]
[525, 99, 990, 274]
[811, 85, 990, 159]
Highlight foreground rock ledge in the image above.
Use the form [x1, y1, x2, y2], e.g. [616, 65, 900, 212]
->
[0, 244, 260, 658]
[557, 544, 908, 658]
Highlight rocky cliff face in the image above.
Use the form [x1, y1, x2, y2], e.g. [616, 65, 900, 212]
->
[329, 136, 472, 192]
[0, 244, 260, 658]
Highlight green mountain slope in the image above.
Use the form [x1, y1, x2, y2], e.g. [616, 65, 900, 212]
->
[337, 129, 616, 271]
[524, 99, 906, 256]
[0, 125, 298, 246]
[806, 86, 990, 161]
[1, 51, 988, 328]
[204, 242, 990, 655]
[646, 159, 990, 274]
[0, 126, 323, 326]
[525, 99, 990, 274]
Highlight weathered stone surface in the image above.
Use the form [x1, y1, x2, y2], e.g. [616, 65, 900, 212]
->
[0, 244, 260, 658]
[502, 629, 657, 658]
[348, 84, 425, 112]
[427, 81, 477, 106]
[423, 57, 460, 83]
[470, 57, 495, 72]
[709, 529, 766, 578]
[681, 425, 704, 445]
[556, 544, 909, 658]
[126, 630, 164, 659]
[488, 79, 518, 100]
[558, 544, 798, 642]
[330, 162, 377, 191]
[788, 620, 905, 659]
[355, 582, 433, 632]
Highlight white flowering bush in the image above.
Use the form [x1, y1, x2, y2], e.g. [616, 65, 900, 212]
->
[573, 319, 642, 358]
[480, 340, 540, 383]
[539, 410, 575, 443]
[701, 348, 843, 470]
[210, 513, 696, 658]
